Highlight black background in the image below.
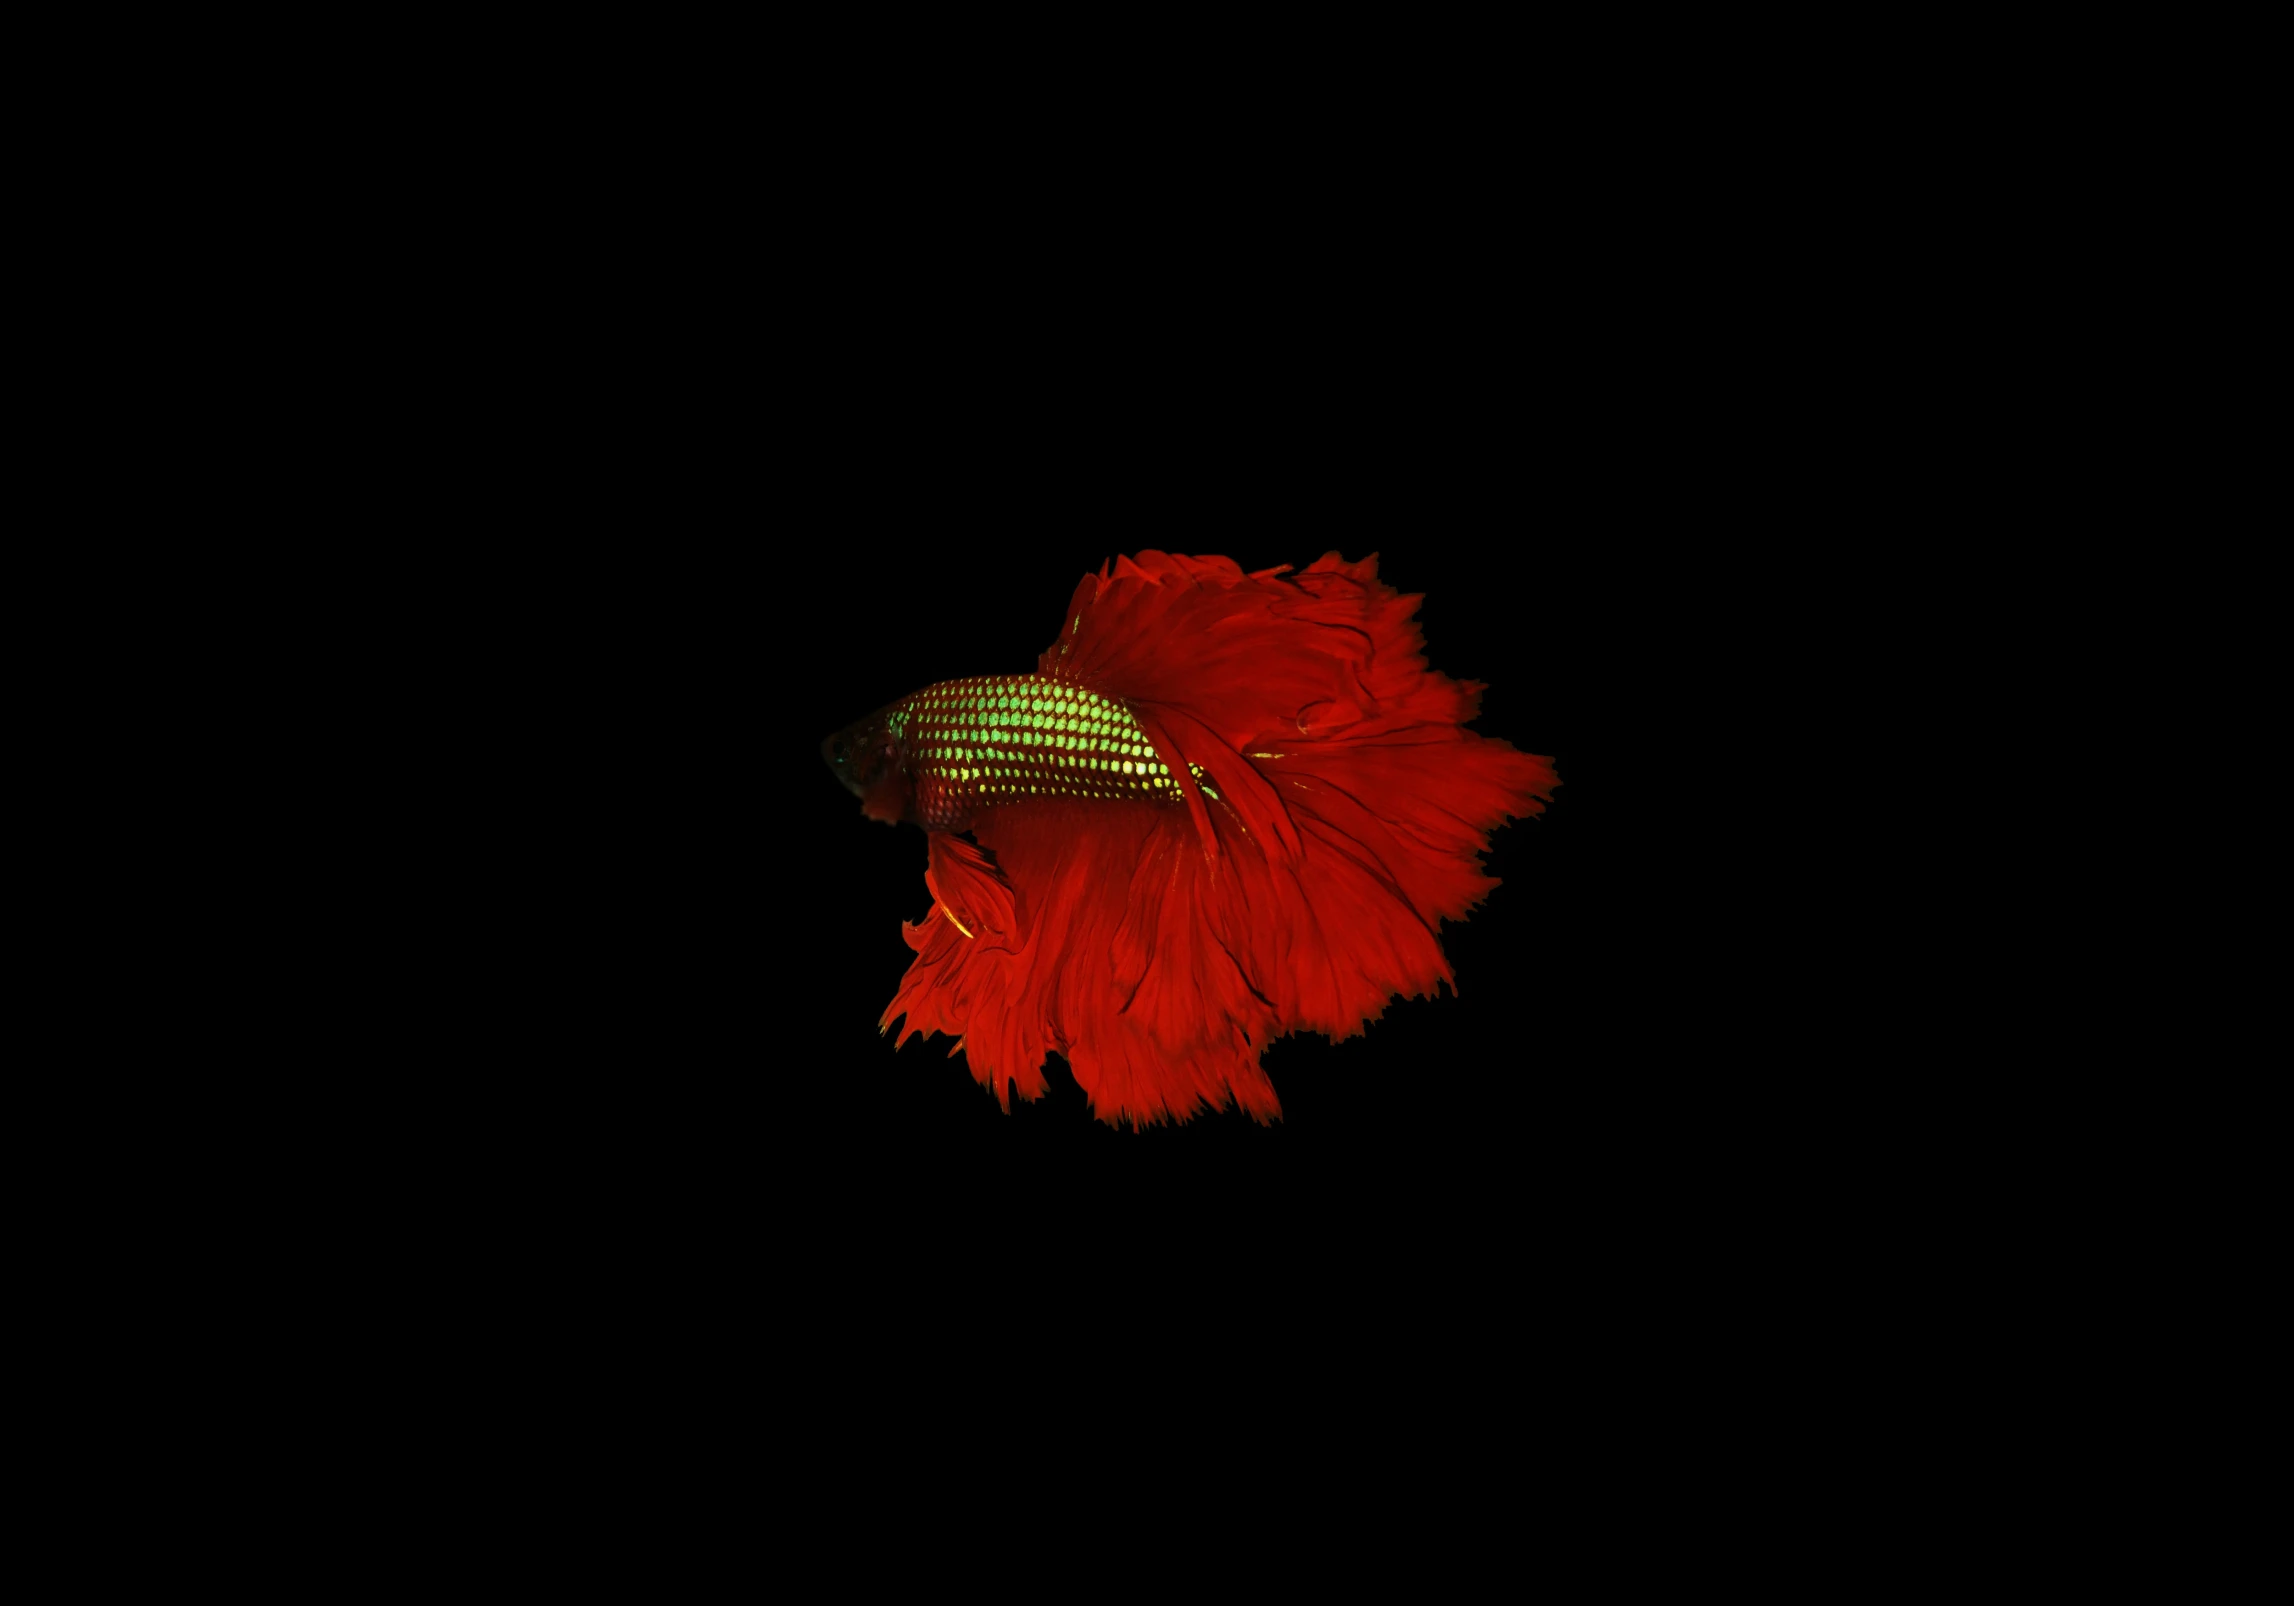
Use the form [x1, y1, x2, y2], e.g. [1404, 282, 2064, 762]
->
[363, 156, 1771, 1294]
[180, 49, 1953, 1516]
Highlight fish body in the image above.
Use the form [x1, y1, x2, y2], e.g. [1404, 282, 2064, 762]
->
[822, 551, 1557, 1127]
[822, 677, 1190, 831]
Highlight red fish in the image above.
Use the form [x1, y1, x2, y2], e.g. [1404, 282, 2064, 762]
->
[821, 551, 1557, 1127]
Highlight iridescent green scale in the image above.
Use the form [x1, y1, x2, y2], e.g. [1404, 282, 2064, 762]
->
[889, 671, 1181, 828]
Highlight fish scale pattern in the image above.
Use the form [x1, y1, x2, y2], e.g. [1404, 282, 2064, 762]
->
[895, 673, 1213, 830]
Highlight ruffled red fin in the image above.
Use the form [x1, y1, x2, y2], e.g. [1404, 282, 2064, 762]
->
[1152, 703, 1305, 864]
[1039, 551, 1488, 751]
[883, 552, 1556, 1127]
[1130, 706, 1218, 864]
[881, 801, 1283, 1125]
[921, 830, 1013, 949]
[882, 831, 1044, 1113]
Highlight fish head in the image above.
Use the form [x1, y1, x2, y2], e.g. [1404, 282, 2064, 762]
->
[822, 703, 911, 824]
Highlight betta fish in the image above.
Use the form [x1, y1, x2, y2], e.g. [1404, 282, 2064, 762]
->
[821, 551, 1557, 1127]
